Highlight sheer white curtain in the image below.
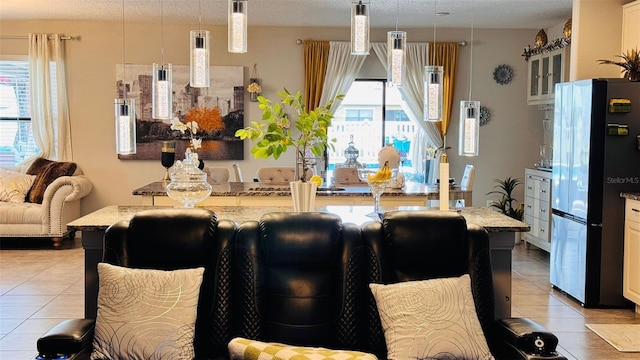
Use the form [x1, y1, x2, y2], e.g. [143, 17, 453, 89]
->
[371, 42, 442, 178]
[28, 33, 72, 162]
[319, 41, 368, 110]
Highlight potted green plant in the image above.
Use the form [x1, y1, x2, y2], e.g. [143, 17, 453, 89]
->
[486, 177, 524, 220]
[598, 47, 640, 82]
[235, 88, 343, 182]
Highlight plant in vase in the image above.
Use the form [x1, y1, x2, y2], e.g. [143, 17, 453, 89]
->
[235, 88, 343, 182]
[170, 117, 204, 169]
[486, 177, 524, 220]
[235, 88, 343, 211]
[598, 47, 640, 82]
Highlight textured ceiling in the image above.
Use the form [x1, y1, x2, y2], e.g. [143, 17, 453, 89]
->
[0, 0, 573, 29]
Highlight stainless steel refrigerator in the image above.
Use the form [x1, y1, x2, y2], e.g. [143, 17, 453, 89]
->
[550, 78, 640, 308]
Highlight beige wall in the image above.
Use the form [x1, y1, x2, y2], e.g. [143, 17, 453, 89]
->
[0, 20, 558, 213]
[570, 0, 627, 80]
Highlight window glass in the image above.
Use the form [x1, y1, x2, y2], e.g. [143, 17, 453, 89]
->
[0, 60, 41, 167]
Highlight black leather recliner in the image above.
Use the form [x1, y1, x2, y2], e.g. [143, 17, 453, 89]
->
[35, 209, 566, 360]
[362, 210, 565, 360]
[233, 212, 367, 350]
[35, 208, 237, 360]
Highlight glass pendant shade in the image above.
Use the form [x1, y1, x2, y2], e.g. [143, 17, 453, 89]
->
[228, 0, 247, 53]
[114, 98, 136, 154]
[190, 30, 210, 87]
[424, 65, 443, 122]
[351, 0, 369, 55]
[387, 31, 406, 86]
[459, 100, 480, 156]
[152, 63, 173, 120]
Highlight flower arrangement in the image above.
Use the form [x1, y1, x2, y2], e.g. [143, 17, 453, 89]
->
[598, 48, 640, 82]
[235, 88, 344, 182]
[247, 80, 262, 94]
[170, 117, 201, 150]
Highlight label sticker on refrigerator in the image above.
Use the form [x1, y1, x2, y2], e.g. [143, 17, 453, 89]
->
[608, 98, 631, 113]
[607, 123, 629, 136]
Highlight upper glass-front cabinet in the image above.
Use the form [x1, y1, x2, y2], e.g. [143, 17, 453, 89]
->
[527, 48, 568, 105]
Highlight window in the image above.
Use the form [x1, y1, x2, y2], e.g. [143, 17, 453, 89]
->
[0, 60, 41, 167]
[328, 79, 416, 179]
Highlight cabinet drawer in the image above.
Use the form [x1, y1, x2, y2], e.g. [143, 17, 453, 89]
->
[538, 179, 551, 199]
[538, 199, 550, 219]
[537, 218, 550, 239]
[525, 178, 539, 198]
[626, 200, 640, 224]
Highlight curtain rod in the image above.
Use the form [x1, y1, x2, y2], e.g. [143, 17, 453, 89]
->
[0, 35, 77, 40]
[296, 39, 466, 46]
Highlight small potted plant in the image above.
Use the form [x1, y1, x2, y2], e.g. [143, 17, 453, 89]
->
[486, 177, 524, 220]
[598, 47, 640, 82]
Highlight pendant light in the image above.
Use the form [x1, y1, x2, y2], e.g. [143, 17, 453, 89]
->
[115, 0, 136, 155]
[190, 0, 210, 87]
[351, 0, 369, 55]
[152, 0, 173, 120]
[424, 0, 443, 122]
[228, 0, 248, 53]
[387, 0, 406, 86]
[459, 0, 480, 156]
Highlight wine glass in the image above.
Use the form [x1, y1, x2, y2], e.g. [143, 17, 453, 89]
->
[161, 141, 176, 181]
[357, 168, 396, 218]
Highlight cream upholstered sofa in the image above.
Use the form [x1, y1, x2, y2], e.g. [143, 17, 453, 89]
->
[0, 159, 92, 249]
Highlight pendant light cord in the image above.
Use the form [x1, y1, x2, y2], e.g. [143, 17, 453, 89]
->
[468, 0, 474, 100]
[433, 0, 437, 44]
[198, 0, 202, 31]
[122, 0, 126, 101]
[395, 0, 399, 31]
[160, 0, 165, 65]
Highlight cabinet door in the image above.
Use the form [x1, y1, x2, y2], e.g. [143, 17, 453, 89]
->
[624, 218, 640, 305]
[528, 57, 541, 100]
[550, 51, 564, 98]
[541, 56, 551, 96]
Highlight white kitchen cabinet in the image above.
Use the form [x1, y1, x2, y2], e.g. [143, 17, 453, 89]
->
[527, 48, 569, 105]
[523, 168, 552, 252]
[623, 198, 640, 313]
[622, 1, 640, 52]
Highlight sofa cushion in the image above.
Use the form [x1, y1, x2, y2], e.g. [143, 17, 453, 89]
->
[0, 169, 36, 203]
[90, 263, 204, 360]
[227, 338, 377, 360]
[26, 158, 77, 204]
[369, 274, 494, 360]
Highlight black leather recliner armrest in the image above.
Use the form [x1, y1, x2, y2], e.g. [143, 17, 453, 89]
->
[36, 319, 94, 360]
[497, 318, 567, 360]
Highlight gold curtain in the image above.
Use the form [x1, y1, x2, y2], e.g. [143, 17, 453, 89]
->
[303, 41, 330, 111]
[429, 42, 459, 137]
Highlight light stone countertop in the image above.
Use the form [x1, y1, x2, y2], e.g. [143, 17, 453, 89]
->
[621, 192, 640, 201]
[131, 181, 463, 198]
[68, 205, 530, 233]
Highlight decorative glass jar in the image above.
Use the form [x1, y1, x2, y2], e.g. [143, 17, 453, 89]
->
[165, 148, 212, 208]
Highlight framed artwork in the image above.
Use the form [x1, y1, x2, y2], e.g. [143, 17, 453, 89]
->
[115, 64, 245, 160]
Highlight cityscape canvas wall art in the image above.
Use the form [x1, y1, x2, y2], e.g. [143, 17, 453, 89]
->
[115, 64, 245, 160]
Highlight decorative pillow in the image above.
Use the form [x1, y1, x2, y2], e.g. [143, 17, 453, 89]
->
[90, 263, 204, 360]
[25, 157, 77, 204]
[0, 169, 36, 203]
[228, 337, 377, 360]
[369, 275, 494, 360]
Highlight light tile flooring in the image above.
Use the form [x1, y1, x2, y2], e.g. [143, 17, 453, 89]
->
[1, 238, 639, 359]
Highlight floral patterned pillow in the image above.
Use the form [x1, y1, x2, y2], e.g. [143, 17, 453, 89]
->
[0, 169, 36, 203]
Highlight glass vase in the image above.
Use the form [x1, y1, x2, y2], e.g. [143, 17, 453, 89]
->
[165, 148, 212, 208]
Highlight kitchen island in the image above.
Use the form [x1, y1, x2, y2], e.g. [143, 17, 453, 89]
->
[70, 205, 526, 320]
[132, 181, 473, 207]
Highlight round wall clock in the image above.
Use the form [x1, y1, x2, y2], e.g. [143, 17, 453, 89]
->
[493, 64, 513, 85]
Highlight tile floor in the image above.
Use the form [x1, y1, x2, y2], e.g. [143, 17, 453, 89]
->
[1, 237, 639, 359]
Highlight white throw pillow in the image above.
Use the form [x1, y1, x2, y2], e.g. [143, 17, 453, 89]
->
[90, 263, 204, 360]
[369, 275, 494, 360]
[0, 168, 36, 203]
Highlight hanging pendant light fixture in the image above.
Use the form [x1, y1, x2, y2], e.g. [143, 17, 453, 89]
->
[424, 0, 443, 122]
[190, 0, 210, 87]
[152, 0, 173, 120]
[351, 0, 369, 55]
[387, 0, 406, 86]
[459, 0, 480, 156]
[115, 0, 136, 155]
[228, 0, 248, 53]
